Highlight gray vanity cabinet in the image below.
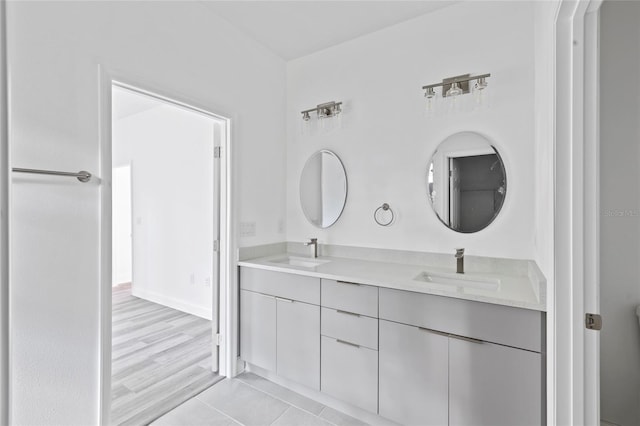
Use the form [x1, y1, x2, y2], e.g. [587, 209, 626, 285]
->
[379, 288, 545, 426]
[449, 338, 542, 426]
[378, 320, 448, 426]
[240, 289, 276, 372]
[239, 267, 321, 390]
[276, 298, 320, 390]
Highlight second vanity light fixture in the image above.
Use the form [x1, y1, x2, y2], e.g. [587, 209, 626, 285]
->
[422, 73, 491, 114]
[301, 101, 343, 121]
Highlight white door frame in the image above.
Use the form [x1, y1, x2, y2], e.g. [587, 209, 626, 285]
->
[98, 68, 235, 424]
[0, 0, 9, 423]
[555, 1, 602, 424]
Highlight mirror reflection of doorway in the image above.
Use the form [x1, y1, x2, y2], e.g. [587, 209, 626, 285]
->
[110, 84, 225, 425]
[448, 154, 505, 233]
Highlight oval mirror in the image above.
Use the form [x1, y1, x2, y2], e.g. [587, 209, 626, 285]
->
[427, 132, 506, 233]
[300, 150, 347, 228]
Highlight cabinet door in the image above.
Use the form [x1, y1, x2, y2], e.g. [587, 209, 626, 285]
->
[276, 299, 320, 390]
[449, 338, 542, 426]
[379, 320, 448, 425]
[240, 290, 276, 371]
[321, 336, 378, 413]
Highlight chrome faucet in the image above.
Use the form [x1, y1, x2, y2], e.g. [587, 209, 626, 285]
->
[455, 248, 465, 274]
[305, 238, 318, 258]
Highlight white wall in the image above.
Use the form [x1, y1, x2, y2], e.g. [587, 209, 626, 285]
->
[600, 2, 640, 424]
[7, 2, 286, 424]
[286, 1, 539, 263]
[0, 0, 9, 423]
[113, 101, 215, 319]
[112, 164, 131, 286]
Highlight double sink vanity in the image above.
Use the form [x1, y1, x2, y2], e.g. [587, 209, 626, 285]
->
[238, 246, 546, 426]
[237, 130, 545, 424]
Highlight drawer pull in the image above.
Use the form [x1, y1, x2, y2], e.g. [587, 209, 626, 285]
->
[448, 333, 484, 344]
[336, 309, 360, 317]
[418, 327, 449, 338]
[275, 297, 294, 303]
[337, 280, 361, 286]
[418, 327, 484, 344]
[336, 339, 360, 348]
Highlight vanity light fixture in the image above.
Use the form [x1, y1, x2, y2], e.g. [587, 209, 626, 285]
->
[422, 73, 490, 98]
[300, 101, 343, 121]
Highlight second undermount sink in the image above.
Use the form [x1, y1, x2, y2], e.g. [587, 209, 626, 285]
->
[269, 256, 331, 269]
[414, 270, 500, 290]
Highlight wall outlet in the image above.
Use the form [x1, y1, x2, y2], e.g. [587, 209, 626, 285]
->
[204, 277, 211, 287]
[190, 273, 195, 285]
[240, 221, 256, 237]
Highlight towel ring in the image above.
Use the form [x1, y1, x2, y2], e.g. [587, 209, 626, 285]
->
[374, 203, 394, 226]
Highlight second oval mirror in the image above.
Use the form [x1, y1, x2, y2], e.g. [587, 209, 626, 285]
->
[300, 150, 347, 228]
[427, 132, 506, 233]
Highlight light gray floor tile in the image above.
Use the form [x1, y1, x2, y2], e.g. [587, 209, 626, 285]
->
[197, 379, 290, 426]
[271, 407, 334, 426]
[236, 372, 325, 416]
[151, 398, 238, 426]
[318, 407, 369, 426]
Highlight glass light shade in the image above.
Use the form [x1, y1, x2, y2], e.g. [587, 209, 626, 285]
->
[446, 82, 463, 97]
[472, 78, 490, 110]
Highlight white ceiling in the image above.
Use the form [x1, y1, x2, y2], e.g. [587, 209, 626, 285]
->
[202, 1, 456, 60]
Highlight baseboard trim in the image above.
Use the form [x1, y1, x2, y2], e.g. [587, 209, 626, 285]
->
[132, 287, 212, 320]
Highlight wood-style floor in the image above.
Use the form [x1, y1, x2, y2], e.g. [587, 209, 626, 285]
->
[111, 283, 222, 426]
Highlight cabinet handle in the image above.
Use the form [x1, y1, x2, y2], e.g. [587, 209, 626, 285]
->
[275, 297, 294, 303]
[418, 327, 484, 344]
[337, 280, 361, 286]
[336, 339, 360, 348]
[418, 327, 449, 338]
[448, 333, 484, 344]
[336, 309, 360, 317]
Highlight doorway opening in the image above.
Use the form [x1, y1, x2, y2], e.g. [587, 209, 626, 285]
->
[109, 83, 226, 425]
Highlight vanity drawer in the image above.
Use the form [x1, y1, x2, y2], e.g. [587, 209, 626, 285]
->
[240, 267, 320, 305]
[321, 279, 378, 317]
[321, 307, 378, 350]
[379, 288, 543, 352]
[321, 335, 378, 414]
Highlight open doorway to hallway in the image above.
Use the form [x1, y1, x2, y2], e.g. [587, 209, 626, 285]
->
[110, 84, 225, 425]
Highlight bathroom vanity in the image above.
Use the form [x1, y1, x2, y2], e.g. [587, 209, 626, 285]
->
[238, 250, 546, 426]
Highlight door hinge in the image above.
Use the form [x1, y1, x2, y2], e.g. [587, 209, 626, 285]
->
[213, 239, 219, 252]
[214, 146, 221, 158]
[215, 333, 222, 346]
[586, 313, 602, 330]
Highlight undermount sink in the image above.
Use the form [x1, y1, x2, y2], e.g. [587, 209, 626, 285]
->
[414, 270, 500, 290]
[269, 256, 331, 269]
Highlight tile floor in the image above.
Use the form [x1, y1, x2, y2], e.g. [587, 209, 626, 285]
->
[152, 372, 369, 426]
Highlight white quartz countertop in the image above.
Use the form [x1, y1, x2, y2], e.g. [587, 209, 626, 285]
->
[238, 253, 546, 312]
